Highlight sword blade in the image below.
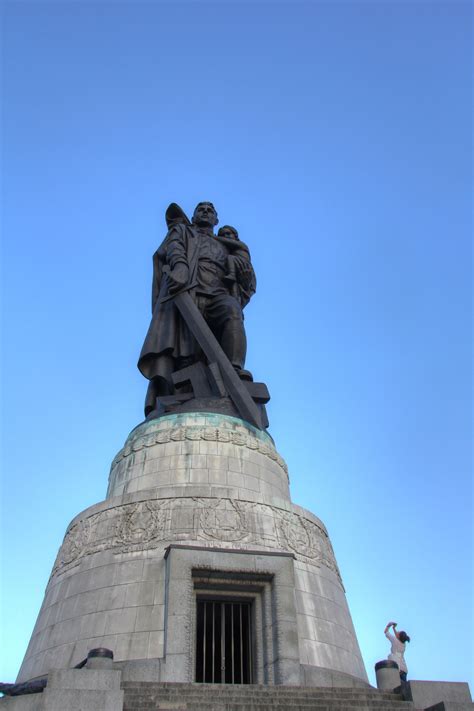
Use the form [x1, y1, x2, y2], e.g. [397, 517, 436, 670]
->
[172, 290, 262, 429]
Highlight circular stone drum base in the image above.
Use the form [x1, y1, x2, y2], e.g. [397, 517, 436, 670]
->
[16, 414, 368, 686]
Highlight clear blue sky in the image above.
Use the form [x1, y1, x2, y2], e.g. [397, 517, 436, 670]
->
[1, 0, 472, 690]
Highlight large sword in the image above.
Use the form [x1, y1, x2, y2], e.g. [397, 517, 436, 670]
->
[163, 267, 263, 429]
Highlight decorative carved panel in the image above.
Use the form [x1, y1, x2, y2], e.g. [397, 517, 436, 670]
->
[111, 425, 288, 474]
[52, 497, 341, 583]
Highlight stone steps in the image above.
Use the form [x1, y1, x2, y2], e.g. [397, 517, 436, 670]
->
[122, 683, 401, 697]
[124, 704, 411, 711]
[123, 704, 411, 710]
[123, 694, 409, 705]
[122, 682, 415, 711]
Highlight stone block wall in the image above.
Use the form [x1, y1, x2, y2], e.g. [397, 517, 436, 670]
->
[16, 413, 368, 687]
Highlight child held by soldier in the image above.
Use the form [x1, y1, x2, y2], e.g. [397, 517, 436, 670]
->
[217, 225, 250, 301]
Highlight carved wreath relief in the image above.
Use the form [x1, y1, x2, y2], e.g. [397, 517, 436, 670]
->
[198, 499, 249, 543]
[110, 424, 288, 475]
[52, 497, 341, 583]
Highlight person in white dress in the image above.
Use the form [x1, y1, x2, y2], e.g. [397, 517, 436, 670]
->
[384, 621, 411, 681]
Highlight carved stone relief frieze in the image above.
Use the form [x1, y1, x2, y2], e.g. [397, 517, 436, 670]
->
[115, 500, 169, 549]
[111, 425, 288, 474]
[196, 498, 251, 543]
[275, 510, 340, 577]
[51, 497, 341, 583]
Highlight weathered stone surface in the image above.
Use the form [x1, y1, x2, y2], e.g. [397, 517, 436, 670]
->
[159, 546, 300, 685]
[46, 669, 121, 690]
[107, 414, 289, 500]
[406, 680, 473, 709]
[120, 681, 415, 711]
[0, 698, 39, 711]
[425, 704, 474, 710]
[40, 688, 124, 710]
[49, 497, 340, 580]
[15, 413, 368, 690]
[0, 669, 124, 711]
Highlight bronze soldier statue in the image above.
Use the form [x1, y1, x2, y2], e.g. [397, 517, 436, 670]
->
[138, 202, 257, 417]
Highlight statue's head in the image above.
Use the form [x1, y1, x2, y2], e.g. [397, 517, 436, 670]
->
[192, 202, 219, 229]
[218, 225, 239, 240]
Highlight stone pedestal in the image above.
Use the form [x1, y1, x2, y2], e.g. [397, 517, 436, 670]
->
[405, 681, 474, 710]
[38, 669, 124, 711]
[16, 413, 368, 687]
[0, 670, 123, 711]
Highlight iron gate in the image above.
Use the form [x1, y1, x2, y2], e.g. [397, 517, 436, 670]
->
[195, 599, 253, 683]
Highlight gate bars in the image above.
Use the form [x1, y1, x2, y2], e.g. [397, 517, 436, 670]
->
[195, 599, 253, 684]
